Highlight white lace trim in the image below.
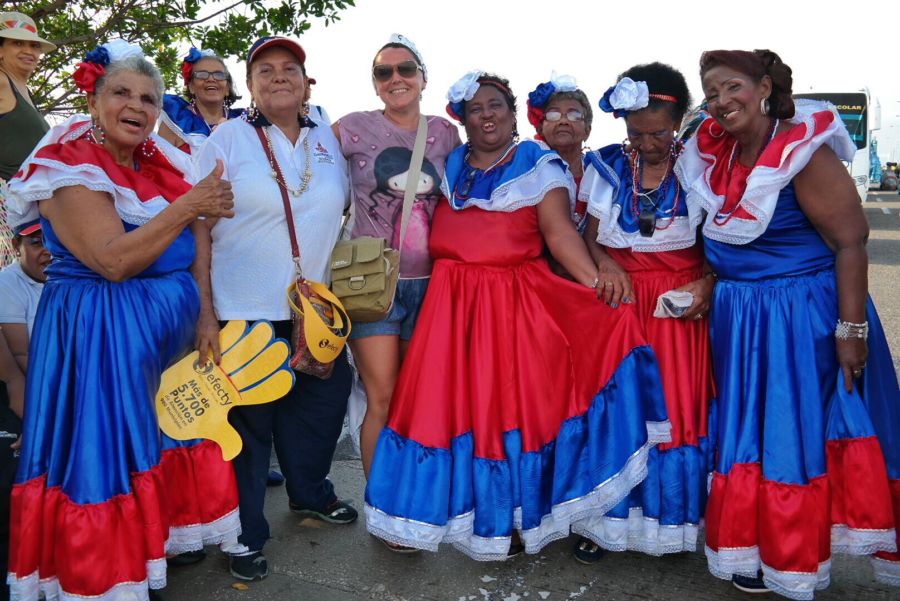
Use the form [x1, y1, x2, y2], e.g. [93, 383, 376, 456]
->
[6, 114, 187, 228]
[581, 152, 702, 253]
[165, 506, 242, 555]
[440, 145, 575, 213]
[573, 507, 699, 556]
[675, 100, 856, 246]
[10, 558, 167, 601]
[831, 524, 897, 555]
[872, 556, 900, 587]
[646, 420, 672, 445]
[365, 435, 660, 560]
[158, 108, 208, 153]
[705, 544, 761, 580]
[760, 560, 831, 601]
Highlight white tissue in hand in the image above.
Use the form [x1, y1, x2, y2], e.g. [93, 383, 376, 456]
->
[653, 290, 694, 318]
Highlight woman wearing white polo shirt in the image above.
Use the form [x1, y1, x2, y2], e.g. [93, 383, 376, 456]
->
[194, 36, 352, 582]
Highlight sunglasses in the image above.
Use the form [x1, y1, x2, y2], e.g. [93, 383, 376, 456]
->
[193, 70, 227, 81]
[372, 60, 421, 82]
[544, 109, 585, 123]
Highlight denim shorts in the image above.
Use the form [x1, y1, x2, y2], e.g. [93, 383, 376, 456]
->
[348, 278, 429, 341]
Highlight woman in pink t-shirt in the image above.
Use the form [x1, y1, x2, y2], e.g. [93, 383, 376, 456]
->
[332, 34, 460, 484]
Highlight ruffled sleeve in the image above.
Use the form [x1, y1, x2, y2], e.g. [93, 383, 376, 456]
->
[583, 144, 701, 252]
[441, 139, 574, 213]
[675, 99, 856, 245]
[7, 114, 191, 229]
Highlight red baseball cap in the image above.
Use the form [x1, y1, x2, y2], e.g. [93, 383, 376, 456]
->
[13, 219, 41, 237]
[247, 36, 305, 66]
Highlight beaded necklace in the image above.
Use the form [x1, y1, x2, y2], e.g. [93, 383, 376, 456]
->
[713, 118, 779, 226]
[263, 126, 312, 197]
[629, 148, 681, 237]
[452, 140, 516, 204]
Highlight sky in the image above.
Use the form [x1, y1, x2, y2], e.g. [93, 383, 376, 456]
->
[220, 0, 900, 162]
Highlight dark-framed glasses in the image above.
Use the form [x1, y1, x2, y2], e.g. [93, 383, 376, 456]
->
[193, 70, 228, 81]
[372, 60, 421, 82]
[544, 109, 585, 123]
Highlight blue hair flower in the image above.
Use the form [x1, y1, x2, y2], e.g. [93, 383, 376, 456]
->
[527, 81, 556, 109]
[183, 47, 203, 64]
[84, 46, 110, 66]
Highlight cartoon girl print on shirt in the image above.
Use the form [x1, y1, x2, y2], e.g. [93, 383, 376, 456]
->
[364, 146, 442, 255]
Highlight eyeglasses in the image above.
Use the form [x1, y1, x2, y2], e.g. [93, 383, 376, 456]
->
[193, 70, 228, 81]
[544, 109, 585, 123]
[372, 60, 421, 82]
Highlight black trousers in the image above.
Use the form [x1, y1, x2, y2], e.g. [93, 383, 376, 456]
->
[227, 320, 351, 552]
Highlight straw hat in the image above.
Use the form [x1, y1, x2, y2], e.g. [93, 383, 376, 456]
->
[0, 12, 56, 53]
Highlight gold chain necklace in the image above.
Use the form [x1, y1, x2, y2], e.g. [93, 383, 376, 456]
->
[263, 126, 312, 197]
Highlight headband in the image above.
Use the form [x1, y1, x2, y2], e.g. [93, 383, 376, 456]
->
[73, 39, 145, 93]
[386, 33, 427, 81]
[527, 71, 579, 139]
[181, 47, 218, 85]
[445, 71, 514, 124]
[599, 77, 678, 119]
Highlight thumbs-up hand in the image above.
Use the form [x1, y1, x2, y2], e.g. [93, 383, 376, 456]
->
[178, 159, 235, 219]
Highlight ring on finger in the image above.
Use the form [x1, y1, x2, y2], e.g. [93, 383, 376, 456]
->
[604, 281, 614, 287]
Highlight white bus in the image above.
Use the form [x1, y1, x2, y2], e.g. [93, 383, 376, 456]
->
[794, 89, 880, 202]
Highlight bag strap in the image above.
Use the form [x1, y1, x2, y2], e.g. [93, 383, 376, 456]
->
[396, 115, 428, 256]
[255, 125, 303, 278]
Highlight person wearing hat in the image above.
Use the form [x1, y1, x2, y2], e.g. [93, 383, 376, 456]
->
[0, 12, 54, 269]
[0, 219, 48, 382]
[330, 33, 460, 490]
[0, 218, 46, 599]
[194, 35, 353, 581]
[0, 11, 53, 182]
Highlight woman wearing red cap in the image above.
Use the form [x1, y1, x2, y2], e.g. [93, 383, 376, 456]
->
[194, 35, 354, 581]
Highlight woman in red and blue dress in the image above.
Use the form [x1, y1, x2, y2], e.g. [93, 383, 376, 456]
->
[571, 63, 717, 563]
[157, 47, 242, 154]
[364, 71, 670, 559]
[6, 41, 240, 600]
[677, 49, 900, 598]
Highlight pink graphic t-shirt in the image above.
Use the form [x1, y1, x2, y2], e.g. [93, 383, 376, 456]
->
[337, 111, 461, 278]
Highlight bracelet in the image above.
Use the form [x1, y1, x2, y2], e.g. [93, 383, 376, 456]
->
[835, 320, 868, 340]
[589, 277, 600, 289]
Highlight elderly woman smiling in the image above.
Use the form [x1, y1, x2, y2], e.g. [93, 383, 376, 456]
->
[195, 36, 352, 582]
[158, 47, 242, 154]
[5, 39, 237, 600]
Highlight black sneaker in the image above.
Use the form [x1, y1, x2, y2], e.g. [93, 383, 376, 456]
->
[732, 571, 770, 594]
[229, 551, 269, 581]
[289, 499, 358, 525]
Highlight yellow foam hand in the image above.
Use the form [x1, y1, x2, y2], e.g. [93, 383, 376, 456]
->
[156, 320, 295, 460]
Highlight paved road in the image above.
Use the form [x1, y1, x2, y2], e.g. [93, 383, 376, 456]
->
[166, 192, 900, 601]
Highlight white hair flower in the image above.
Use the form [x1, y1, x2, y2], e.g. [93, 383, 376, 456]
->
[609, 77, 649, 112]
[549, 71, 578, 93]
[102, 38, 145, 62]
[447, 70, 483, 103]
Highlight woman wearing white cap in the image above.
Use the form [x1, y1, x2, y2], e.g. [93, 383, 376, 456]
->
[331, 34, 460, 485]
[0, 11, 54, 267]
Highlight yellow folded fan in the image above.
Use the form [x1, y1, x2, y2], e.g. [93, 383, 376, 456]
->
[286, 279, 350, 364]
[156, 320, 295, 460]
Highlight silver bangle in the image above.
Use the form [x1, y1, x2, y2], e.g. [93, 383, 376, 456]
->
[835, 320, 868, 340]
[589, 277, 600, 289]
